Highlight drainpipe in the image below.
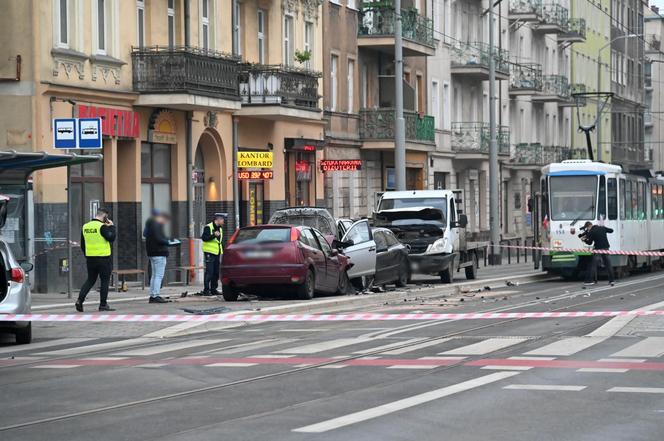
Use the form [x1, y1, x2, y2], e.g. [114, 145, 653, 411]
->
[184, 0, 194, 272]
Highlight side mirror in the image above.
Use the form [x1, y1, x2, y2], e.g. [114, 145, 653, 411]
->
[453, 214, 468, 229]
[20, 262, 34, 273]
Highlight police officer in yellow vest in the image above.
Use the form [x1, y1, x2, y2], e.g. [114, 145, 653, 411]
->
[200, 213, 225, 296]
[75, 208, 117, 312]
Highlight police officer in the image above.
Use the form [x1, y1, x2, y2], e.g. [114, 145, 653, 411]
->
[200, 213, 225, 296]
[75, 208, 117, 312]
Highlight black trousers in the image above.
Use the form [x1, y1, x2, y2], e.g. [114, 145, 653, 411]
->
[204, 252, 220, 293]
[585, 253, 615, 283]
[78, 257, 112, 305]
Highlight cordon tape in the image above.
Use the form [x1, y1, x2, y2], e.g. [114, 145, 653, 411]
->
[498, 244, 664, 257]
[1, 310, 663, 322]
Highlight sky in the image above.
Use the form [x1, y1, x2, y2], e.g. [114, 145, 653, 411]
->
[651, 0, 664, 12]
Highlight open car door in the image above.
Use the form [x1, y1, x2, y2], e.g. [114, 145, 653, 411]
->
[341, 219, 376, 279]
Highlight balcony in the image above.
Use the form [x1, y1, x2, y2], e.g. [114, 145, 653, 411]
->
[451, 42, 510, 81]
[533, 3, 568, 34]
[132, 46, 241, 110]
[532, 74, 571, 104]
[509, 63, 543, 95]
[558, 18, 586, 43]
[508, 0, 543, 22]
[237, 64, 321, 119]
[569, 83, 587, 106]
[645, 111, 654, 128]
[359, 108, 435, 148]
[451, 122, 510, 155]
[358, 5, 435, 56]
[512, 143, 572, 165]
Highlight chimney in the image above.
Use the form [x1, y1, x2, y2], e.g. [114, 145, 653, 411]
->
[652, 5, 660, 14]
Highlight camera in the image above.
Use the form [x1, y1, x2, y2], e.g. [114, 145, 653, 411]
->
[578, 226, 592, 245]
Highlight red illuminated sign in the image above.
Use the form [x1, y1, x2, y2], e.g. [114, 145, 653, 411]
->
[238, 170, 274, 180]
[320, 160, 363, 172]
[303, 145, 316, 151]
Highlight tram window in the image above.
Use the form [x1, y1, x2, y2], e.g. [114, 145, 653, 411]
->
[638, 182, 646, 220]
[607, 178, 617, 220]
[598, 176, 607, 220]
[651, 185, 657, 220]
[625, 180, 632, 219]
[660, 186, 664, 219]
[619, 179, 626, 220]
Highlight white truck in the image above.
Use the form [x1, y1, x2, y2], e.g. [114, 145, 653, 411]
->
[373, 190, 482, 283]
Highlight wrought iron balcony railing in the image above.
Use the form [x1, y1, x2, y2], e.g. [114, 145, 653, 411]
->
[510, 63, 543, 92]
[570, 83, 587, 106]
[358, 6, 434, 47]
[451, 42, 510, 74]
[239, 64, 321, 109]
[131, 46, 240, 99]
[359, 108, 435, 143]
[564, 17, 586, 39]
[509, 0, 543, 18]
[512, 143, 572, 164]
[541, 74, 570, 98]
[540, 3, 568, 29]
[451, 122, 510, 154]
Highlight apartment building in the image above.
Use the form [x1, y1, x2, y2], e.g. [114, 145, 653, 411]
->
[0, 0, 325, 292]
[645, 5, 664, 171]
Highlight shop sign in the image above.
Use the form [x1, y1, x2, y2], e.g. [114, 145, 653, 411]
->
[284, 138, 324, 152]
[238, 151, 273, 169]
[77, 104, 140, 138]
[238, 170, 274, 180]
[148, 110, 177, 144]
[320, 160, 362, 172]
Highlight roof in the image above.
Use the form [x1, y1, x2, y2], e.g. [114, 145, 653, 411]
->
[0, 150, 102, 183]
[542, 160, 623, 176]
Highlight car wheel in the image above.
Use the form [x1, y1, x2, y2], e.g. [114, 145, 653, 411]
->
[395, 260, 410, 288]
[465, 253, 478, 280]
[439, 260, 454, 284]
[337, 270, 351, 295]
[15, 323, 32, 345]
[222, 284, 239, 302]
[297, 269, 315, 300]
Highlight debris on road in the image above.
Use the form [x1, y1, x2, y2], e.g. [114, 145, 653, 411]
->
[181, 306, 232, 315]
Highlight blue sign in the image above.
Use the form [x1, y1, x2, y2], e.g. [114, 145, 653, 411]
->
[53, 119, 77, 149]
[78, 118, 102, 149]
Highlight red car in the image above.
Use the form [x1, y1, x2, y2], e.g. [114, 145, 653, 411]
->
[221, 225, 352, 301]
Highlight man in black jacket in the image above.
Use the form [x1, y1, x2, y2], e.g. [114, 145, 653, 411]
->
[144, 210, 177, 303]
[583, 221, 615, 287]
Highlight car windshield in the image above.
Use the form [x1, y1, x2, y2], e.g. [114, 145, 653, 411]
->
[233, 228, 292, 244]
[269, 214, 334, 236]
[549, 175, 598, 221]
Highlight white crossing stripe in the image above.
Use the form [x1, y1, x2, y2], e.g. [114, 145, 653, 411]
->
[482, 365, 532, 371]
[386, 365, 437, 370]
[208, 339, 295, 355]
[37, 338, 154, 356]
[351, 338, 428, 354]
[381, 338, 452, 355]
[278, 338, 372, 354]
[440, 338, 529, 356]
[204, 362, 258, 367]
[610, 337, 664, 358]
[31, 364, 80, 369]
[577, 368, 629, 373]
[114, 339, 229, 356]
[292, 371, 520, 433]
[525, 337, 607, 357]
[598, 358, 646, 363]
[508, 356, 557, 361]
[504, 384, 586, 391]
[608, 387, 664, 394]
[0, 338, 97, 355]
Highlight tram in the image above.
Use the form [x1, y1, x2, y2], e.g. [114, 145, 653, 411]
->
[538, 159, 664, 279]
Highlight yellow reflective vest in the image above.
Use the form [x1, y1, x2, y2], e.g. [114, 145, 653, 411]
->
[202, 222, 223, 255]
[82, 220, 111, 257]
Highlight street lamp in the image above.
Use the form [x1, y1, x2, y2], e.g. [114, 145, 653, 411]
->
[596, 33, 640, 162]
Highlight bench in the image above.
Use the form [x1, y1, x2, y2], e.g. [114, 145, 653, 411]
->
[112, 269, 146, 292]
[169, 265, 205, 285]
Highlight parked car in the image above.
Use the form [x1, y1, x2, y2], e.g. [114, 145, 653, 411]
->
[0, 196, 32, 344]
[268, 207, 350, 242]
[221, 224, 352, 300]
[372, 227, 410, 288]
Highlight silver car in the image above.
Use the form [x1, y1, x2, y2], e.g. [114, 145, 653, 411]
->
[0, 196, 32, 344]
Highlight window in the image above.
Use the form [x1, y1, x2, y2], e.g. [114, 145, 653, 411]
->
[620, 179, 626, 220]
[360, 62, 368, 108]
[312, 229, 332, 255]
[431, 80, 440, 129]
[638, 181, 645, 220]
[257, 10, 266, 64]
[331, 54, 338, 111]
[137, 0, 145, 47]
[299, 228, 318, 249]
[608, 178, 617, 220]
[233, 0, 241, 55]
[598, 176, 606, 220]
[374, 231, 388, 251]
[347, 0, 357, 9]
[345, 221, 371, 245]
[347, 59, 355, 113]
[55, 0, 69, 48]
[168, 0, 175, 47]
[304, 21, 314, 69]
[283, 15, 294, 65]
[95, 0, 107, 54]
[141, 143, 172, 227]
[70, 153, 105, 239]
[442, 82, 450, 130]
[201, 0, 210, 50]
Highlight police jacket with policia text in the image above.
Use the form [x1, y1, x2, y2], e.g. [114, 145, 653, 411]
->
[80, 219, 116, 258]
[201, 223, 223, 255]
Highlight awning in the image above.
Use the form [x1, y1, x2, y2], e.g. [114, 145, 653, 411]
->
[0, 150, 102, 183]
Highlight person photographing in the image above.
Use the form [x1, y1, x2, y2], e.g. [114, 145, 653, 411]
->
[581, 221, 615, 287]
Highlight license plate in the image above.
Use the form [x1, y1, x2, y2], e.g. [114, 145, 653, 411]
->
[243, 251, 273, 259]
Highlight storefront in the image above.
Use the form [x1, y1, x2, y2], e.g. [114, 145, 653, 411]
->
[284, 138, 324, 207]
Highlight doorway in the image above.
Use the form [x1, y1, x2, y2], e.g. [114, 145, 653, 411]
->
[193, 147, 206, 234]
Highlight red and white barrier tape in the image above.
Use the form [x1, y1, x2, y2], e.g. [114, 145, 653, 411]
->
[1, 310, 663, 322]
[498, 244, 664, 257]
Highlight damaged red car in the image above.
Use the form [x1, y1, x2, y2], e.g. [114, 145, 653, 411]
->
[221, 225, 352, 301]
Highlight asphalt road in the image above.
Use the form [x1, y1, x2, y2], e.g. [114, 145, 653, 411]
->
[2, 271, 664, 440]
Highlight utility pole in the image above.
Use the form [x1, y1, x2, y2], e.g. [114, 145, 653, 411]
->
[596, 54, 603, 162]
[232, 117, 240, 231]
[488, 0, 501, 264]
[394, 0, 406, 191]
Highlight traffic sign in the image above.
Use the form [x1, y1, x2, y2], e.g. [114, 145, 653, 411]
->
[53, 119, 77, 149]
[78, 118, 102, 149]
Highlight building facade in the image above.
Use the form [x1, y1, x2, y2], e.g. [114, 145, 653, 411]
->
[645, 4, 663, 171]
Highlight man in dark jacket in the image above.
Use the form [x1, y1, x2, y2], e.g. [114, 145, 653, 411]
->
[200, 213, 225, 296]
[76, 208, 116, 312]
[583, 221, 615, 287]
[144, 210, 177, 303]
